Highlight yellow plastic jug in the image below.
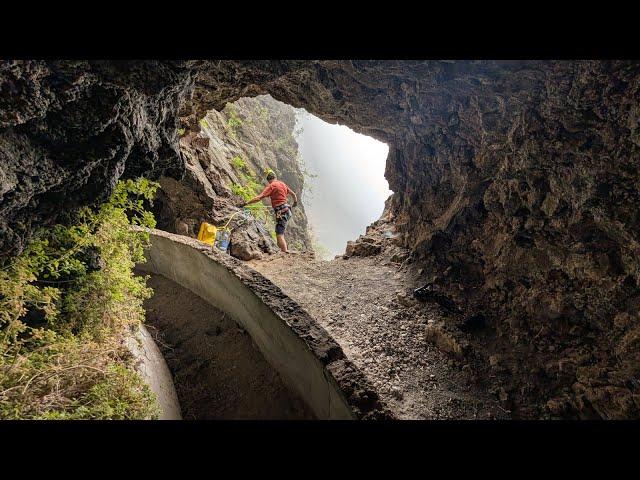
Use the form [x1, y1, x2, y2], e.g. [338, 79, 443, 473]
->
[197, 222, 217, 246]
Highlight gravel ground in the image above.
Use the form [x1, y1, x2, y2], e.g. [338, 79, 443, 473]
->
[249, 251, 509, 419]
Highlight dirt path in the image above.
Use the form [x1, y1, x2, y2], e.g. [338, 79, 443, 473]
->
[249, 252, 508, 419]
[143, 273, 314, 420]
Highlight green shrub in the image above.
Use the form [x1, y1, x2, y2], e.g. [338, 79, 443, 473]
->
[0, 178, 160, 419]
[230, 182, 257, 202]
[231, 156, 252, 175]
[227, 116, 243, 130]
[226, 106, 243, 137]
[258, 106, 269, 122]
[34, 363, 159, 420]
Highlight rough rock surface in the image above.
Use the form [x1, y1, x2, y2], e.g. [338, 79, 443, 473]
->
[2, 60, 640, 418]
[344, 236, 382, 258]
[0, 60, 190, 256]
[228, 221, 276, 261]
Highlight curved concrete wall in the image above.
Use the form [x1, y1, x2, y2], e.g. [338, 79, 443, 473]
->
[126, 325, 182, 420]
[136, 228, 391, 420]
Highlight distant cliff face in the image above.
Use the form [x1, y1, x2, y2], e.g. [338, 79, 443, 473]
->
[153, 95, 311, 258]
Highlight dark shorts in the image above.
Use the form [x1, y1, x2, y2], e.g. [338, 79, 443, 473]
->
[274, 205, 292, 235]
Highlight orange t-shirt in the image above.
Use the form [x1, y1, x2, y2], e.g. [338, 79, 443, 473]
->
[259, 180, 291, 208]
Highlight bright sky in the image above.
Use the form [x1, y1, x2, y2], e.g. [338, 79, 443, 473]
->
[294, 110, 392, 259]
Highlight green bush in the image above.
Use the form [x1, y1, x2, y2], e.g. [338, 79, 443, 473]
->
[0, 178, 160, 419]
[258, 106, 269, 122]
[230, 182, 258, 202]
[231, 156, 254, 175]
[228, 116, 243, 130]
[35, 364, 159, 420]
[226, 106, 243, 137]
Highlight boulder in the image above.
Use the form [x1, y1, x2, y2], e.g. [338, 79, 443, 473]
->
[229, 219, 277, 261]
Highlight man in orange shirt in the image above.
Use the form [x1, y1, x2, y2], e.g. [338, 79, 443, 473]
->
[241, 170, 299, 253]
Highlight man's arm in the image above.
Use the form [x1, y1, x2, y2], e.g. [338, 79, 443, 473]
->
[288, 188, 298, 207]
[242, 194, 265, 207]
[241, 185, 271, 207]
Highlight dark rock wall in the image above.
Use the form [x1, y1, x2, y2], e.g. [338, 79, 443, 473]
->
[0, 60, 191, 256]
[2, 60, 639, 418]
[385, 61, 640, 419]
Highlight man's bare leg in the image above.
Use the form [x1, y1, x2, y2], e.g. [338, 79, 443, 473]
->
[276, 234, 288, 253]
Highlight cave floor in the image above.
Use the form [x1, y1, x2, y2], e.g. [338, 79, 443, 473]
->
[249, 251, 509, 420]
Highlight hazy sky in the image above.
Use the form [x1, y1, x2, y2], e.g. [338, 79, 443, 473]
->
[294, 110, 392, 259]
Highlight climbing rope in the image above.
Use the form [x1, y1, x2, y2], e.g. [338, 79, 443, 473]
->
[220, 210, 247, 230]
[221, 208, 256, 229]
[220, 205, 270, 231]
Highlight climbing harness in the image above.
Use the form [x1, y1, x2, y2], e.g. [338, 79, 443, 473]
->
[273, 203, 292, 220]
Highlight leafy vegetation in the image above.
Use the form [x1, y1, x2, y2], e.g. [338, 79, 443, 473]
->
[199, 118, 209, 129]
[0, 178, 161, 419]
[258, 105, 269, 122]
[230, 182, 259, 204]
[178, 128, 185, 136]
[226, 106, 243, 137]
[231, 155, 251, 174]
[230, 181, 270, 227]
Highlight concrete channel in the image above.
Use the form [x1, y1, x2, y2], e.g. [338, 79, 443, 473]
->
[135, 228, 391, 420]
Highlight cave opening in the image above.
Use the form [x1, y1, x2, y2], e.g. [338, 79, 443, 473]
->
[170, 94, 392, 262]
[293, 108, 392, 260]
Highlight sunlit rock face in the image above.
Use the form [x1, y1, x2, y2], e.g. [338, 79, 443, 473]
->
[153, 95, 312, 259]
[2, 60, 639, 418]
